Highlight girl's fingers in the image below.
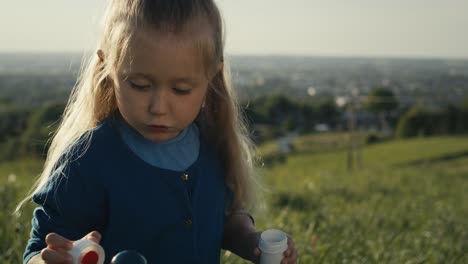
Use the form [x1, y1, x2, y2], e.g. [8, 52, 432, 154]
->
[287, 248, 298, 264]
[42, 231, 102, 264]
[283, 237, 296, 257]
[82, 230, 102, 244]
[41, 247, 73, 263]
[254, 247, 261, 256]
[287, 236, 295, 247]
[281, 251, 297, 264]
[289, 248, 298, 263]
[282, 237, 298, 264]
[252, 247, 262, 264]
[45, 233, 73, 250]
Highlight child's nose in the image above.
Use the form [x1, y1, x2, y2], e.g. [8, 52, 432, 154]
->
[148, 89, 168, 115]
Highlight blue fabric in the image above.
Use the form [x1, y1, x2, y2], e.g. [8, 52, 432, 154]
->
[23, 114, 231, 264]
[118, 115, 200, 171]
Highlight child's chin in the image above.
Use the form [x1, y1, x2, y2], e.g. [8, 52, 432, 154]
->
[145, 133, 177, 142]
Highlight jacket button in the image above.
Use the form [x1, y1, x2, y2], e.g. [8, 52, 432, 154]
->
[181, 173, 189, 181]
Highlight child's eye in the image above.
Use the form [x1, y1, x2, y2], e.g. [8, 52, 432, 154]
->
[127, 80, 150, 90]
[173, 87, 192, 95]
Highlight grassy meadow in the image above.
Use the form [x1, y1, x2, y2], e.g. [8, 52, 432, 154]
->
[1, 134, 467, 263]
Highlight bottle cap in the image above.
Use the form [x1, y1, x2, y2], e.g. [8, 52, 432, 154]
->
[68, 239, 105, 264]
[258, 229, 288, 254]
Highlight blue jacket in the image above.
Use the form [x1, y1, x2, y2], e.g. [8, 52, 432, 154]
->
[24, 115, 230, 264]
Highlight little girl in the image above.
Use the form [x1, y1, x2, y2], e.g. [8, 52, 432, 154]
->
[19, 0, 297, 263]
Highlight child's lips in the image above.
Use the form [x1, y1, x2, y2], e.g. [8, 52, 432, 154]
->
[147, 125, 169, 132]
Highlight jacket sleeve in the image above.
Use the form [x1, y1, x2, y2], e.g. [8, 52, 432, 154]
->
[23, 159, 107, 264]
[223, 186, 255, 226]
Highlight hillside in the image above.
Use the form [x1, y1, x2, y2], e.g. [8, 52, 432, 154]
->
[223, 135, 468, 263]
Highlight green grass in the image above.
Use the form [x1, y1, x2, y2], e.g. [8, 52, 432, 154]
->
[224, 135, 468, 263]
[0, 159, 42, 263]
[1, 135, 468, 263]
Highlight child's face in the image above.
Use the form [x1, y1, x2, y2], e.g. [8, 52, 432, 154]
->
[114, 27, 214, 142]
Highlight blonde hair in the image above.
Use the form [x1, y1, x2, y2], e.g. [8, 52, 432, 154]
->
[17, 0, 259, 215]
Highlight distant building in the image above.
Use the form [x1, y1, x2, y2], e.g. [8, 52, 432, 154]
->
[278, 138, 293, 154]
[315, 123, 329, 132]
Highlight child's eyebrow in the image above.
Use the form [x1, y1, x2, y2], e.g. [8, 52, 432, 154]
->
[172, 77, 198, 85]
[125, 72, 153, 80]
[125, 71, 199, 84]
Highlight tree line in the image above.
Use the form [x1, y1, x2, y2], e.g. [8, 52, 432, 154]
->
[1, 89, 468, 161]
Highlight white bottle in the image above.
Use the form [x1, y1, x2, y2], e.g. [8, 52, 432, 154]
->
[67, 239, 105, 264]
[259, 229, 288, 264]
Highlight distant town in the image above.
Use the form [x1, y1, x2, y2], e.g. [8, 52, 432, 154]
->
[1, 53, 467, 109]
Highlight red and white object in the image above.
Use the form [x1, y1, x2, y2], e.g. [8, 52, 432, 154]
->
[68, 239, 105, 264]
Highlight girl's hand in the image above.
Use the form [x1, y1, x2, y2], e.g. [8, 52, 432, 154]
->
[39, 231, 101, 264]
[253, 233, 298, 264]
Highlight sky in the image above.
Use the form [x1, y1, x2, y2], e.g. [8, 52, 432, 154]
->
[1, 0, 467, 58]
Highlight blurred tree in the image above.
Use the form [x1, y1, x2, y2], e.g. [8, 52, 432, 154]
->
[364, 87, 398, 133]
[395, 104, 426, 138]
[395, 104, 462, 138]
[0, 96, 13, 105]
[299, 103, 316, 132]
[0, 104, 30, 160]
[460, 97, 468, 133]
[263, 94, 296, 126]
[461, 96, 468, 111]
[0, 106, 31, 142]
[20, 101, 65, 157]
[242, 94, 341, 140]
[316, 98, 339, 126]
[283, 116, 296, 132]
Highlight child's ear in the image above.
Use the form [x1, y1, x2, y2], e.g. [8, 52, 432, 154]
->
[216, 62, 223, 72]
[210, 62, 223, 79]
[97, 49, 105, 62]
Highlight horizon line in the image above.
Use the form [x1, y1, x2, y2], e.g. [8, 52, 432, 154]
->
[0, 51, 467, 61]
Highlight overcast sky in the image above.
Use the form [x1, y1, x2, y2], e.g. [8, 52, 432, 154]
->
[1, 0, 467, 58]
